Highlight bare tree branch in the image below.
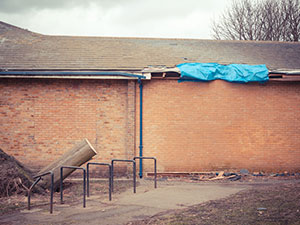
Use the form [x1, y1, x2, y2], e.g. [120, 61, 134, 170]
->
[211, 0, 300, 42]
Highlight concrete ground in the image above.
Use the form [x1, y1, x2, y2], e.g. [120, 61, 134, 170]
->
[0, 180, 249, 225]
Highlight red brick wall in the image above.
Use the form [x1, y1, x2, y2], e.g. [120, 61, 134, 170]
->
[0, 79, 136, 172]
[1, 78, 299, 174]
[137, 79, 300, 173]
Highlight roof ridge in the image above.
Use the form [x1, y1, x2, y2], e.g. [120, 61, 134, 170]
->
[0, 21, 299, 45]
[42, 34, 300, 45]
[0, 20, 37, 35]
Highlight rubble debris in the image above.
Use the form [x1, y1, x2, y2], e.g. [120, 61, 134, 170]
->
[252, 172, 264, 177]
[240, 169, 249, 175]
[229, 175, 242, 181]
[187, 170, 300, 182]
[144, 170, 299, 183]
[0, 148, 42, 197]
[209, 171, 226, 180]
[224, 172, 237, 177]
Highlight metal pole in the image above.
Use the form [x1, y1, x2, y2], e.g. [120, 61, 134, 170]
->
[109, 165, 112, 201]
[83, 169, 86, 208]
[154, 158, 157, 188]
[60, 167, 63, 204]
[133, 161, 136, 193]
[50, 172, 54, 214]
[86, 163, 90, 197]
[27, 177, 41, 210]
[111, 161, 114, 193]
[138, 79, 143, 178]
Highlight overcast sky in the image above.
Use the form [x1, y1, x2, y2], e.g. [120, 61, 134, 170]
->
[0, 0, 231, 39]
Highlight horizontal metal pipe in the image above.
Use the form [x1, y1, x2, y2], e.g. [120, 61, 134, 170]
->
[0, 71, 146, 78]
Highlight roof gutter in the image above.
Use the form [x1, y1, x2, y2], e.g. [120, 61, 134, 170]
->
[0, 71, 149, 80]
[269, 70, 300, 75]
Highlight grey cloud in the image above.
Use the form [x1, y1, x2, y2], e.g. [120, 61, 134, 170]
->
[0, 0, 81, 13]
[0, 0, 228, 39]
[110, 0, 215, 27]
[0, 0, 222, 14]
[0, 0, 134, 13]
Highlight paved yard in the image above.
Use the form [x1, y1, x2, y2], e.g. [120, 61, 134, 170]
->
[0, 179, 249, 225]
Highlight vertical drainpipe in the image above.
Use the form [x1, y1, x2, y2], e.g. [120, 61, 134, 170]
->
[138, 78, 143, 178]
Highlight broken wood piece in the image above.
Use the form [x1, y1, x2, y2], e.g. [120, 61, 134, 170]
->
[37, 139, 97, 190]
[217, 171, 224, 177]
[209, 176, 225, 180]
[208, 171, 225, 180]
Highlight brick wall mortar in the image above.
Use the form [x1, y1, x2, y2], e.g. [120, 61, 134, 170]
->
[1, 78, 299, 173]
[125, 80, 136, 159]
[136, 79, 300, 173]
[0, 79, 131, 173]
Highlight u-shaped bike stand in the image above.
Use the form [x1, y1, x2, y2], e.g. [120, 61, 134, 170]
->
[111, 159, 136, 193]
[60, 166, 86, 208]
[86, 162, 112, 201]
[28, 171, 54, 214]
[133, 157, 157, 188]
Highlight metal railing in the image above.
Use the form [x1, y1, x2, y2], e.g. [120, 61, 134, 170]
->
[133, 157, 157, 188]
[60, 166, 86, 208]
[86, 162, 112, 201]
[28, 171, 54, 214]
[111, 159, 136, 193]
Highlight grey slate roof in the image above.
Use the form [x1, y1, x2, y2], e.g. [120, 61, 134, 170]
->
[0, 21, 300, 71]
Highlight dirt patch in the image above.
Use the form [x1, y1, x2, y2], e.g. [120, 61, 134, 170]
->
[61, 179, 134, 205]
[1, 173, 299, 225]
[0, 148, 39, 197]
[0, 178, 134, 216]
[0, 179, 247, 225]
[129, 180, 300, 225]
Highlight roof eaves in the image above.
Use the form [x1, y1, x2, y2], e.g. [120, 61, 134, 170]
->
[0, 70, 151, 80]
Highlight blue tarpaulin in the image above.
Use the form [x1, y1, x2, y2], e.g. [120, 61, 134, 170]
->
[177, 63, 269, 83]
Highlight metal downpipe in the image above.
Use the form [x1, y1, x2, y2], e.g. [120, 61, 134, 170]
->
[138, 78, 143, 178]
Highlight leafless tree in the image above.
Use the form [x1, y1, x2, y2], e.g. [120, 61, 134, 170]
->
[212, 0, 300, 42]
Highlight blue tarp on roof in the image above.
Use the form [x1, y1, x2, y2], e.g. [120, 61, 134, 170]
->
[177, 63, 269, 83]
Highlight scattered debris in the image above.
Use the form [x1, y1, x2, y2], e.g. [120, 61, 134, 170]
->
[186, 171, 242, 181]
[228, 175, 242, 181]
[257, 207, 267, 211]
[224, 172, 237, 177]
[252, 172, 264, 176]
[178, 170, 300, 182]
[209, 171, 226, 180]
[240, 169, 249, 175]
[0, 148, 42, 197]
